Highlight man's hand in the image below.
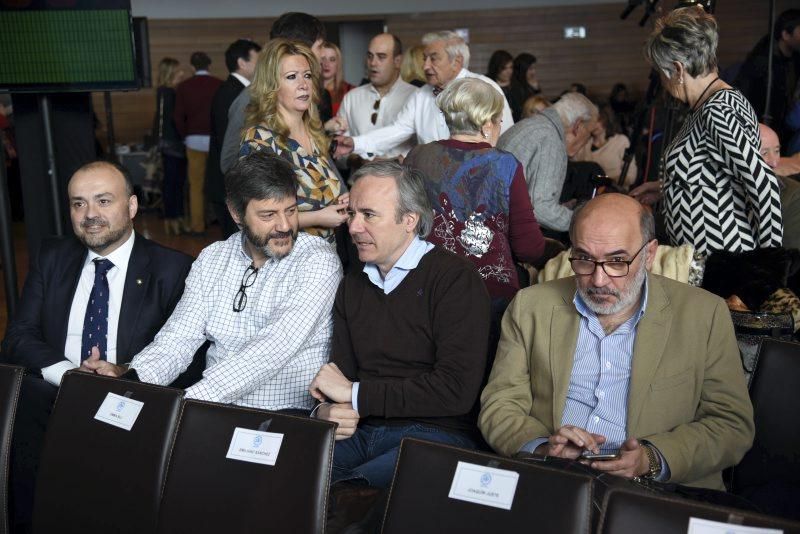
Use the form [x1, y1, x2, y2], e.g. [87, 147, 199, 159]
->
[534, 425, 606, 459]
[309, 362, 353, 404]
[80, 347, 126, 377]
[629, 180, 662, 206]
[324, 116, 348, 135]
[589, 437, 650, 478]
[315, 402, 359, 440]
[334, 136, 354, 158]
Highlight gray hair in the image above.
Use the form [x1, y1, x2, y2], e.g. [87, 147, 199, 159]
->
[350, 160, 433, 238]
[568, 200, 656, 245]
[553, 92, 598, 129]
[436, 78, 503, 136]
[644, 7, 719, 80]
[421, 30, 470, 70]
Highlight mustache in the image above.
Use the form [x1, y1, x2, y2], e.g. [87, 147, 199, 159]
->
[586, 287, 619, 297]
[269, 230, 293, 240]
[81, 217, 108, 227]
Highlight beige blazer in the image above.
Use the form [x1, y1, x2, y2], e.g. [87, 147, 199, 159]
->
[478, 274, 754, 490]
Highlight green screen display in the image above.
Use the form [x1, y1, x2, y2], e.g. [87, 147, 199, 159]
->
[0, 9, 137, 91]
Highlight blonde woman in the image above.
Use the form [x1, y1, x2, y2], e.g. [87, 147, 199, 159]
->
[239, 39, 347, 243]
[400, 44, 426, 87]
[153, 57, 188, 235]
[319, 42, 354, 116]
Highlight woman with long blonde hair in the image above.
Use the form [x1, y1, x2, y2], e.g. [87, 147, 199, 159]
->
[240, 38, 347, 243]
[319, 42, 354, 115]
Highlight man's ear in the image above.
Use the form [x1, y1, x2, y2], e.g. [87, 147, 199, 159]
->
[227, 201, 243, 226]
[404, 212, 419, 234]
[644, 238, 659, 272]
[128, 195, 139, 220]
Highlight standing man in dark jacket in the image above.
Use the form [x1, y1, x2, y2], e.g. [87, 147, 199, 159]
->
[207, 39, 261, 238]
[735, 9, 800, 145]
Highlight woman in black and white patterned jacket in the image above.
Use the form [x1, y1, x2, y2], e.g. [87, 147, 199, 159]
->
[641, 6, 783, 255]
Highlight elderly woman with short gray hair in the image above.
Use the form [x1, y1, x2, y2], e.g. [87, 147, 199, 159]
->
[404, 77, 545, 302]
[640, 6, 782, 255]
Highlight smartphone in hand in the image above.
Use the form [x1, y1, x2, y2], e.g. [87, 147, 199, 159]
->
[581, 450, 620, 461]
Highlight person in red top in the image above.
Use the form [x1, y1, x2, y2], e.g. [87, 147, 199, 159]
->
[173, 51, 222, 234]
[320, 42, 355, 116]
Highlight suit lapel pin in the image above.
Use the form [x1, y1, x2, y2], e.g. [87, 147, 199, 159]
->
[136, 279, 143, 285]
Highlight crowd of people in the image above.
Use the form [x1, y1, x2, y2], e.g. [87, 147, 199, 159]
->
[2, 5, 800, 533]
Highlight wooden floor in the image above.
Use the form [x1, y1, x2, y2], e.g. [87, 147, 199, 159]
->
[0, 212, 221, 340]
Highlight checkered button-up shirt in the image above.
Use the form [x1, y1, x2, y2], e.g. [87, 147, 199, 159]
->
[130, 232, 342, 410]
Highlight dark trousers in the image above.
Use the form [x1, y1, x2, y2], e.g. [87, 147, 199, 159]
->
[162, 153, 187, 218]
[10, 376, 58, 534]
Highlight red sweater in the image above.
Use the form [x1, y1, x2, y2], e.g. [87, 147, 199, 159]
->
[173, 73, 222, 138]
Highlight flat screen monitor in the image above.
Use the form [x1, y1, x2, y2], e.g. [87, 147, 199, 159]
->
[0, 0, 139, 93]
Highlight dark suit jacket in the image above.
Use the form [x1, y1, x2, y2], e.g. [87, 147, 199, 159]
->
[206, 74, 245, 204]
[1, 233, 193, 373]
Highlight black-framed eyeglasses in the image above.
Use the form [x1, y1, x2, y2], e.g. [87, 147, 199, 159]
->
[568, 242, 649, 278]
[370, 98, 381, 125]
[233, 263, 259, 312]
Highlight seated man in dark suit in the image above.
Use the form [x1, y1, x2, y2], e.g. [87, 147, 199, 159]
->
[1, 160, 193, 533]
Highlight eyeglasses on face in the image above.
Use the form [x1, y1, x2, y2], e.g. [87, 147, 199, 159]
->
[568, 242, 649, 278]
[233, 263, 259, 312]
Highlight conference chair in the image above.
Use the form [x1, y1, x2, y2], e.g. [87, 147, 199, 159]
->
[156, 400, 336, 534]
[381, 438, 595, 534]
[731, 337, 800, 520]
[598, 487, 800, 534]
[0, 364, 24, 534]
[32, 372, 184, 534]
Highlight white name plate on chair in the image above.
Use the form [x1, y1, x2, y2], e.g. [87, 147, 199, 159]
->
[94, 392, 144, 431]
[448, 461, 519, 510]
[688, 518, 782, 534]
[225, 427, 284, 466]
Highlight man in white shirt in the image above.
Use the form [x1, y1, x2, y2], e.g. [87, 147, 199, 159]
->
[335, 30, 514, 159]
[87, 152, 342, 413]
[335, 33, 417, 162]
[2, 160, 193, 533]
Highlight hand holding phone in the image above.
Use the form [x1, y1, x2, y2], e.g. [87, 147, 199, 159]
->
[581, 450, 620, 461]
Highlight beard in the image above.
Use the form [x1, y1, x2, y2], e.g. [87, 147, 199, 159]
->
[577, 253, 648, 316]
[242, 222, 297, 260]
[76, 217, 130, 253]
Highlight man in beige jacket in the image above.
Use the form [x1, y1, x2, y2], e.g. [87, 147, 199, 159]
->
[479, 194, 753, 490]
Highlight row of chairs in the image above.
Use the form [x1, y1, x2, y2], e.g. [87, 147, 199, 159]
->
[0, 337, 798, 533]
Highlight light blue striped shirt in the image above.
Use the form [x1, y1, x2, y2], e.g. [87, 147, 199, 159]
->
[562, 277, 649, 451]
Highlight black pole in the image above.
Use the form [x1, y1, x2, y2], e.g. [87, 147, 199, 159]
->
[0, 135, 19, 319]
[39, 94, 64, 236]
[104, 92, 117, 162]
[762, 0, 776, 126]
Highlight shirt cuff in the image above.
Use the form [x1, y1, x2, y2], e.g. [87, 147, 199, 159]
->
[41, 360, 78, 387]
[184, 380, 218, 402]
[520, 437, 549, 454]
[351, 382, 360, 414]
[650, 444, 671, 482]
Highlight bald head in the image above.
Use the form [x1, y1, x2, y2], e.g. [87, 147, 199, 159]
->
[569, 193, 654, 246]
[759, 123, 781, 169]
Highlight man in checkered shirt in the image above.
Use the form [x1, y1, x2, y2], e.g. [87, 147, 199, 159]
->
[86, 152, 342, 412]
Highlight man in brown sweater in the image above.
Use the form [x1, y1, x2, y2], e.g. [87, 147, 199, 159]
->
[309, 161, 491, 489]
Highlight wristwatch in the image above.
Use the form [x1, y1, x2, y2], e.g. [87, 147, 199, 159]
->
[637, 442, 661, 481]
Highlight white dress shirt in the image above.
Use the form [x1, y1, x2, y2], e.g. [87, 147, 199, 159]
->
[338, 77, 417, 159]
[230, 72, 251, 88]
[352, 68, 514, 157]
[130, 232, 342, 411]
[41, 232, 135, 386]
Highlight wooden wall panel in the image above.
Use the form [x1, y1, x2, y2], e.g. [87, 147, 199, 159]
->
[95, 0, 790, 145]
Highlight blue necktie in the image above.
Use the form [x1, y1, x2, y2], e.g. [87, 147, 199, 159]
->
[81, 258, 114, 361]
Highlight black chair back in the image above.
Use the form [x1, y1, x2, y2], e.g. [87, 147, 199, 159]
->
[32, 372, 183, 534]
[156, 400, 336, 534]
[0, 364, 24, 534]
[381, 438, 594, 534]
[598, 487, 800, 534]
[731, 338, 800, 519]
